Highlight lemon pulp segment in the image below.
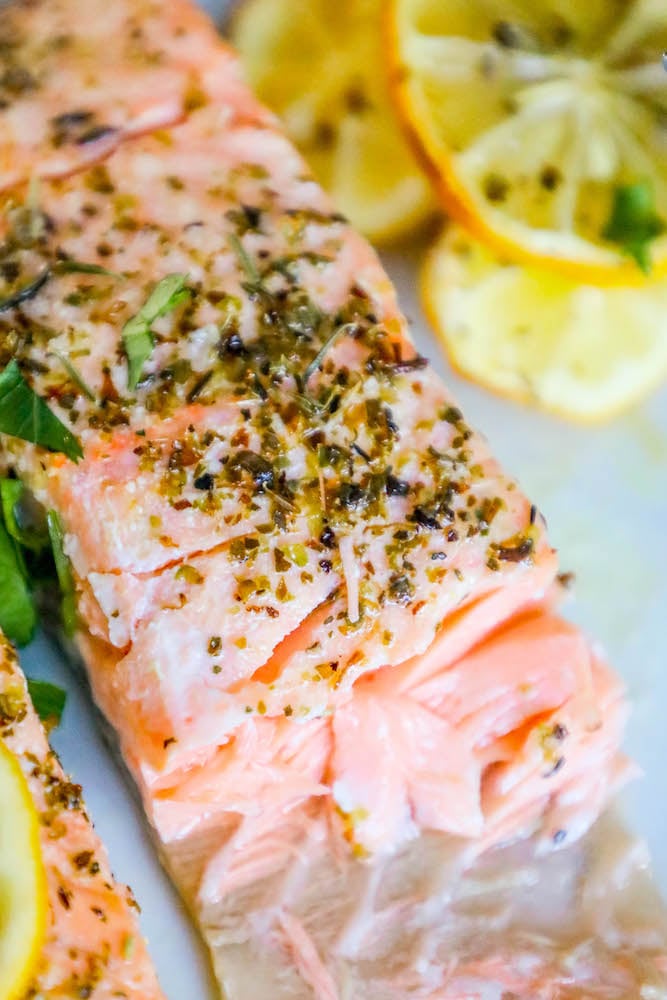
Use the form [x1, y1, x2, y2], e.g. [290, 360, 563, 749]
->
[0, 738, 47, 1000]
[424, 224, 667, 421]
[390, 0, 667, 280]
[231, 0, 433, 242]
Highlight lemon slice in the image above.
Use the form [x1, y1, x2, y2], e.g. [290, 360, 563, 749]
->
[0, 738, 47, 1000]
[230, 0, 433, 243]
[423, 224, 667, 421]
[389, 0, 667, 281]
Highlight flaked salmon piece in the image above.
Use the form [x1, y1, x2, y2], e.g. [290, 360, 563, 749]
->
[0, 634, 163, 999]
[71, 496, 555, 777]
[133, 609, 627, 866]
[73, 568, 556, 794]
[0, 0, 268, 192]
[78, 532, 340, 768]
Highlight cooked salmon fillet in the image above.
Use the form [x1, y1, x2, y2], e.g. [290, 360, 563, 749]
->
[0, 634, 163, 999]
[0, 0, 268, 192]
[0, 1, 657, 997]
[1, 101, 559, 780]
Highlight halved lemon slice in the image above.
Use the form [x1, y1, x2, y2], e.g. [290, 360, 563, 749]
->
[423, 224, 667, 421]
[389, 0, 667, 282]
[0, 737, 47, 1000]
[230, 0, 433, 243]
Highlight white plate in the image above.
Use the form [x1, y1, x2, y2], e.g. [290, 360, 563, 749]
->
[19, 3, 667, 996]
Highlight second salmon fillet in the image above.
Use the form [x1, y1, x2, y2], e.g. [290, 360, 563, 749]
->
[0, 633, 163, 999]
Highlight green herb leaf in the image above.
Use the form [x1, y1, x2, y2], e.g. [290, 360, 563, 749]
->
[47, 510, 77, 636]
[122, 274, 190, 390]
[303, 322, 356, 385]
[602, 181, 665, 273]
[0, 518, 36, 646]
[0, 268, 51, 313]
[228, 233, 260, 284]
[122, 934, 136, 961]
[0, 479, 49, 552]
[55, 259, 121, 278]
[0, 360, 83, 461]
[0, 259, 118, 316]
[27, 678, 66, 728]
[50, 351, 96, 402]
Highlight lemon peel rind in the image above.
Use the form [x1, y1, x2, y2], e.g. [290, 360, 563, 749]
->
[385, 1, 667, 286]
[422, 225, 667, 423]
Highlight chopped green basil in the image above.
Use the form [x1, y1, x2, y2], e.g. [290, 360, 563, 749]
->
[122, 274, 190, 390]
[602, 181, 665, 273]
[0, 360, 83, 462]
[0, 479, 49, 552]
[27, 678, 66, 728]
[46, 510, 77, 636]
[0, 518, 36, 646]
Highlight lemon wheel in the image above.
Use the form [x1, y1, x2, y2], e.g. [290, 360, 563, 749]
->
[389, 0, 667, 282]
[230, 0, 433, 243]
[0, 738, 47, 1000]
[423, 224, 667, 422]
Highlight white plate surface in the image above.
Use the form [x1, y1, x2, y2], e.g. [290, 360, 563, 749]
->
[18, 3, 667, 996]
